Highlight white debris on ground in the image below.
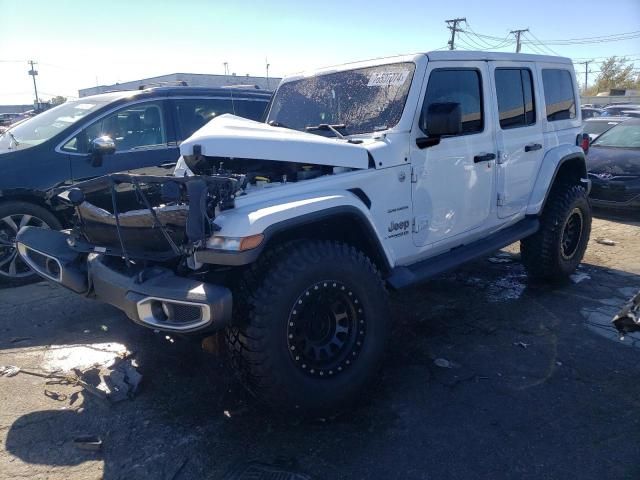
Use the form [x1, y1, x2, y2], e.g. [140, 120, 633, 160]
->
[570, 272, 591, 284]
[595, 238, 616, 246]
[43, 342, 130, 372]
[581, 305, 640, 349]
[486, 274, 527, 303]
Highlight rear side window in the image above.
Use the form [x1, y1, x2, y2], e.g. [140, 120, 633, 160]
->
[421, 69, 483, 135]
[233, 99, 269, 121]
[495, 68, 536, 129]
[542, 69, 576, 121]
[174, 98, 233, 139]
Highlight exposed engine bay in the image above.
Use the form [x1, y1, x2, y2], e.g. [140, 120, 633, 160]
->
[183, 150, 336, 185]
[58, 156, 348, 264]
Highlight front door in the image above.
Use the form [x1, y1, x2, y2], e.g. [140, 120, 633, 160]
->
[489, 62, 544, 218]
[62, 100, 178, 209]
[410, 62, 496, 247]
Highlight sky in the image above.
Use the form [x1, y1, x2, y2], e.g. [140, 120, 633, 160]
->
[1, 0, 639, 105]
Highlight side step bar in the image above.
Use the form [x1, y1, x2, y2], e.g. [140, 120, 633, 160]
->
[387, 217, 539, 289]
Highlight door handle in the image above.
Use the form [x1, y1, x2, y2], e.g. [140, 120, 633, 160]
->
[524, 143, 542, 152]
[474, 153, 496, 163]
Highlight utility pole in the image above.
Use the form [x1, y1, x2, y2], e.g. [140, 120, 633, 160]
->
[445, 18, 466, 50]
[265, 58, 270, 90]
[510, 29, 529, 53]
[575, 60, 593, 93]
[28, 60, 40, 109]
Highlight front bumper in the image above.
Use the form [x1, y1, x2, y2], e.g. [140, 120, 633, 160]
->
[16, 227, 232, 333]
[589, 174, 640, 210]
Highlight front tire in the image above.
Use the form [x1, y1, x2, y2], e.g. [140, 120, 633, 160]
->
[0, 201, 63, 286]
[225, 241, 390, 415]
[521, 184, 591, 280]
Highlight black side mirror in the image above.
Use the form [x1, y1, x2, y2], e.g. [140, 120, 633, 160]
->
[89, 136, 116, 167]
[416, 102, 463, 149]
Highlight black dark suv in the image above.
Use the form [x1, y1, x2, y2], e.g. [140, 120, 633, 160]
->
[0, 86, 272, 285]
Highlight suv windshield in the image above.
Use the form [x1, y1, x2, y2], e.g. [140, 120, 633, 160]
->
[267, 62, 416, 135]
[0, 98, 112, 151]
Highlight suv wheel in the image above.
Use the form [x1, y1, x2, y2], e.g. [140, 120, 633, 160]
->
[521, 184, 591, 280]
[225, 241, 390, 415]
[0, 201, 62, 286]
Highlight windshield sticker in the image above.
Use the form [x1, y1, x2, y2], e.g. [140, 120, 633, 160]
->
[367, 70, 410, 87]
[75, 103, 96, 110]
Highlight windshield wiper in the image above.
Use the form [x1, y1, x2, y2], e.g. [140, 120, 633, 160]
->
[268, 120, 291, 129]
[305, 123, 347, 139]
[2, 130, 20, 147]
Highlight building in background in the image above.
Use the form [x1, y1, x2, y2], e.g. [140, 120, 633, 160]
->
[79, 72, 281, 97]
[0, 104, 34, 114]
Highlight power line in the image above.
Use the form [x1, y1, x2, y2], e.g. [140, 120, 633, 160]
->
[445, 17, 466, 50]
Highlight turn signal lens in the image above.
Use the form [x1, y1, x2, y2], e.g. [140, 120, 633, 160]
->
[206, 234, 264, 252]
[240, 234, 264, 251]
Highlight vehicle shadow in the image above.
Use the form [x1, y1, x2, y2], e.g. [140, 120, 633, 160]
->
[4, 255, 640, 479]
[593, 206, 639, 226]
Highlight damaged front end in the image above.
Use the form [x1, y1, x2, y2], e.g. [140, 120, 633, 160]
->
[16, 171, 246, 333]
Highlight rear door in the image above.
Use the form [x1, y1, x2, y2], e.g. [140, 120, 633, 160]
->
[489, 62, 544, 218]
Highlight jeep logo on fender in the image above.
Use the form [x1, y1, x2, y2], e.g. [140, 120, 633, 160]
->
[389, 220, 410, 232]
[387, 219, 410, 239]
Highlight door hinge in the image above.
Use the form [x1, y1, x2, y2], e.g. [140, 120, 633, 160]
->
[410, 167, 418, 183]
[496, 150, 507, 165]
[412, 215, 429, 233]
[497, 193, 506, 206]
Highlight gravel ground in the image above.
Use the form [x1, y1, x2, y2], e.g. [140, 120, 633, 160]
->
[0, 211, 639, 480]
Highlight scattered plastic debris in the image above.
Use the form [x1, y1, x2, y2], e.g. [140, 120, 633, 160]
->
[0, 365, 20, 377]
[488, 256, 513, 264]
[90, 358, 143, 403]
[513, 341, 530, 349]
[100, 325, 108, 332]
[434, 358, 456, 368]
[73, 435, 103, 452]
[570, 272, 591, 284]
[612, 289, 640, 339]
[596, 238, 616, 246]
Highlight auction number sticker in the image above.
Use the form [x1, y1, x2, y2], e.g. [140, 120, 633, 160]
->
[367, 70, 410, 87]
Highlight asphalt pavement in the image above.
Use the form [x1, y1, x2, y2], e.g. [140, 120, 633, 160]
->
[1, 212, 639, 480]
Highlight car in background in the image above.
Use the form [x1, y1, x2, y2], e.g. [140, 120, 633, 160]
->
[621, 110, 640, 118]
[0, 113, 22, 127]
[583, 116, 629, 141]
[0, 86, 272, 285]
[587, 118, 640, 211]
[602, 104, 640, 116]
[581, 107, 603, 119]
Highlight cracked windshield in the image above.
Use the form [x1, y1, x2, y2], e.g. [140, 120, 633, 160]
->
[267, 62, 415, 135]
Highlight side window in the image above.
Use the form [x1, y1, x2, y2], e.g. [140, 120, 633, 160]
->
[175, 98, 234, 140]
[542, 69, 576, 121]
[495, 68, 536, 129]
[63, 102, 166, 153]
[421, 69, 483, 135]
[233, 99, 269, 121]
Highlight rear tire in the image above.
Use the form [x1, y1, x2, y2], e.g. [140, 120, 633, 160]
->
[0, 201, 62, 286]
[225, 240, 390, 415]
[521, 184, 591, 280]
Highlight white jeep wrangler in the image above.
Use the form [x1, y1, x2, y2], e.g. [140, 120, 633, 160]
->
[17, 51, 592, 414]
